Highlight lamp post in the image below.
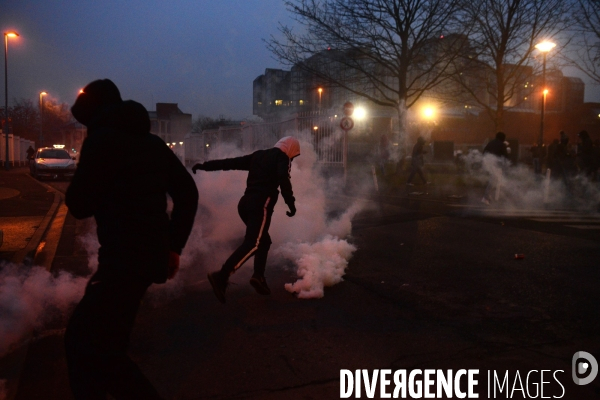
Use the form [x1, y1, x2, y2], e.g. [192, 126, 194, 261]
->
[318, 87, 323, 111]
[4, 31, 18, 171]
[39, 92, 47, 148]
[535, 40, 556, 146]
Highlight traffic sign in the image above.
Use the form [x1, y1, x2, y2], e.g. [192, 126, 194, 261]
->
[343, 102, 354, 116]
[340, 116, 354, 131]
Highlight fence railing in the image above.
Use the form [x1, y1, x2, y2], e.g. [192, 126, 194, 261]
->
[185, 112, 346, 168]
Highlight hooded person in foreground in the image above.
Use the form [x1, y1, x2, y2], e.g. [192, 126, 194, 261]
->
[192, 136, 300, 303]
[64, 79, 198, 399]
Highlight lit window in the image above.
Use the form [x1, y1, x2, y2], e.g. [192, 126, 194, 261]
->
[299, 100, 304, 105]
[275, 100, 283, 106]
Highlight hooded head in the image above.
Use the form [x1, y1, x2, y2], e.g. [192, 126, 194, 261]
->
[495, 132, 506, 142]
[274, 136, 301, 159]
[560, 131, 568, 145]
[71, 79, 123, 126]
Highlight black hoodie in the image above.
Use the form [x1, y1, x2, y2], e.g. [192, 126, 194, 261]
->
[66, 100, 198, 283]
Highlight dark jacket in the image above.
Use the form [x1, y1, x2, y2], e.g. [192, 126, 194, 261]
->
[66, 100, 198, 283]
[201, 148, 295, 208]
[411, 140, 426, 167]
[483, 139, 508, 158]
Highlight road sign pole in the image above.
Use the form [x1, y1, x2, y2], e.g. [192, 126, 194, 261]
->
[343, 130, 348, 187]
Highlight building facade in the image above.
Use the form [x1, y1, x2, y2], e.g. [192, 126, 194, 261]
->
[148, 103, 192, 161]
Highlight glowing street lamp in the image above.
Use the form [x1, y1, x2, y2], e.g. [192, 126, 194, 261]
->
[4, 31, 19, 170]
[535, 40, 556, 146]
[422, 106, 436, 121]
[353, 106, 366, 120]
[39, 92, 47, 148]
[318, 88, 323, 110]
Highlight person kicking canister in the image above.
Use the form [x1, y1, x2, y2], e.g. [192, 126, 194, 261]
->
[192, 136, 300, 303]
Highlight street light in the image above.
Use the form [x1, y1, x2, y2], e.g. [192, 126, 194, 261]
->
[422, 106, 436, 122]
[318, 88, 323, 110]
[39, 92, 47, 148]
[534, 40, 556, 146]
[4, 31, 18, 171]
[353, 106, 367, 120]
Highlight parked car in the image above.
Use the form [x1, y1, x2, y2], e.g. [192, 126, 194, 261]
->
[30, 147, 77, 180]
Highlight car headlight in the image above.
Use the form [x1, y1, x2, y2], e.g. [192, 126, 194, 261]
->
[37, 163, 49, 169]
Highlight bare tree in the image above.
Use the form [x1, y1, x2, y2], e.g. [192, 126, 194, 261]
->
[564, 0, 600, 85]
[191, 115, 222, 133]
[1, 97, 74, 145]
[8, 98, 39, 140]
[267, 0, 467, 128]
[454, 0, 570, 132]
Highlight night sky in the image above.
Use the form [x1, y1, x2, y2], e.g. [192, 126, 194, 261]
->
[1, 0, 294, 120]
[2, 1, 599, 122]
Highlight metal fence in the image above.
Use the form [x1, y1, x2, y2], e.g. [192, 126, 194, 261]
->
[184, 112, 346, 167]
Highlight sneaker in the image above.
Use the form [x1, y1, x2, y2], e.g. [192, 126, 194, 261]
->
[481, 197, 490, 206]
[249, 276, 271, 295]
[207, 271, 227, 304]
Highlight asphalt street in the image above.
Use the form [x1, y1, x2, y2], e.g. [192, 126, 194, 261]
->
[1, 167, 599, 399]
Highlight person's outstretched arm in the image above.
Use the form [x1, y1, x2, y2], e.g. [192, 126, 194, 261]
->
[192, 154, 253, 174]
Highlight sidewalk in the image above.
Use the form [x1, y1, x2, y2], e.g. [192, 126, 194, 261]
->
[0, 167, 60, 266]
[0, 167, 67, 400]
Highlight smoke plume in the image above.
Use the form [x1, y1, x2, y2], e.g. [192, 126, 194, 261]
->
[172, 137, 362, 299]
[465, 151, 600, 211]
[0, 263, 86, 357]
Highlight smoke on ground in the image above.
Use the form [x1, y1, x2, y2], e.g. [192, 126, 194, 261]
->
[280, 235, 357, 299]
[462, 151, 600, 211]
[0, 263, 86, 357]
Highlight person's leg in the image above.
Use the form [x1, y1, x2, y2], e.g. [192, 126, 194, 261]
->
[220, 196, 274, 276]
[407, 165, 417, 184]
[482, 177, 494, 203]
[417, 166, 427, 183]
[65, 283, 108, 400]
[253, 232, 272, 278]
[65, 276, 163, 400]
[533, 158, 540, 174]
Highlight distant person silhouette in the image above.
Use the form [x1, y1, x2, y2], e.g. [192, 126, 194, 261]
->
[552, 131, 575, 187]
[481, 131, 509, 205]
[192, 136, 300, 303]
[406, 136, 429, 186]
[64, 79, 198, 400]
[379, 134, 390, 176]
[577, 130, 595, 178]
[26, 145, 35, 160]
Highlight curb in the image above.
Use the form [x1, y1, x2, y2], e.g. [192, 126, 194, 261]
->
[3, 175, 68, 400]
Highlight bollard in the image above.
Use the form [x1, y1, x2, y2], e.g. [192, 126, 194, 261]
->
[543, 168, 551, 203]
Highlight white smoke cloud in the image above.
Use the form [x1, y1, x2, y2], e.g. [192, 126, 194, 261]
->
[280, 235, 357, 299]
[166, 136, 363, 299]
[464, 152, 600, 210]
[0, 263, 86, 357]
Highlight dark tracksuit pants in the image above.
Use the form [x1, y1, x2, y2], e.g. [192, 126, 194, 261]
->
[221, 192, 277, 277]
[64, 273, 163, 400]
